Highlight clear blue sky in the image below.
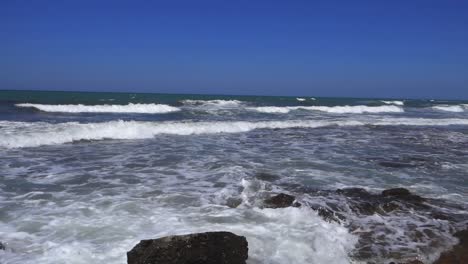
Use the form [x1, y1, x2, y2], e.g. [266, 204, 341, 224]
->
[1, 0, 467, 99]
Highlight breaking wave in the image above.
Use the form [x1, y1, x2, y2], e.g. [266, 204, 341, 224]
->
[15, 103, 180, 114]
[180, 99, 243, 107]
[432, 105, 466, 112]
[381, 100, 404, 106]
[2, 117, 468, 148]
[250, 105, 404, 114]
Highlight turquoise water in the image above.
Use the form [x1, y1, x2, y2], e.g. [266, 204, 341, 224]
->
[1, 89, 466, 106]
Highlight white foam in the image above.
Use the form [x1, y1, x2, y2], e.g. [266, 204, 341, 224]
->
[2, 117, 468, 148]
[181, 99, 242, 107]
[381, 100, 404, 106]
[250, 105, 404, 114]
[15, 103, 180, 114]
[252, 107, 293, 113]
[432, 105, 465, 112]
[296, 98, 306, 101]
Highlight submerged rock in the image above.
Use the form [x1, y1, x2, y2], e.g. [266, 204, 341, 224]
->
[434, 229, 468, 264]
[254, 172, 280, 182]
[263, 193, 301, 208]
[127, 231, 248, 264]
[226, 197, 242, 208]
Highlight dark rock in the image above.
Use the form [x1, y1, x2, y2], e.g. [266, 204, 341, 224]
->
[381, 202, 400, 213]
[434, 229, 468, 264]
[226, 198, 242, 208]
[254, 172, 280, 182]
[0, 242, 5, 250]
[378, 161, 415, 168]
[317, 207, 344, 223]
[431, 212, 452, 221]
[336, 188, 371, 198]
[127, 231, 248, 264]
[382, 188, 424, 203]
[382, 188, 411, 196]
[351, 201, 379, 215]
[263, 193, 301, 208]
[389, 260, 424, 264]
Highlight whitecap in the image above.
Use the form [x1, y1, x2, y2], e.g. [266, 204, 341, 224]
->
[381, 100, 404, 106]
[180, 100, 242, 107]
[432, 105, 465, 112]
[15, 103, 180, 114]
[250, 105, 404, 114]
[2, 117, 468, 148]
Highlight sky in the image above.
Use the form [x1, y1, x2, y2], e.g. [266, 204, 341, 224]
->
[1, 0, 467, 99]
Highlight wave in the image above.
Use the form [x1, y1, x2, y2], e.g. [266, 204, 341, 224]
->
[296, 98, 306, 101]
[2, 117, 468, 148]
[15, 103, 180, 114]
[180, 99, 242, 107]
[381, 100, 404, 106]
[432, 105, 465, 112]
[250, 105, 404, 114]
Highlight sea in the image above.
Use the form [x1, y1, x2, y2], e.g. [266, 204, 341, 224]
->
[0, 90, 467, 264]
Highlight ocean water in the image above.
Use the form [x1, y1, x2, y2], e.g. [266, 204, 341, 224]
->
[0, 90, 467, 264]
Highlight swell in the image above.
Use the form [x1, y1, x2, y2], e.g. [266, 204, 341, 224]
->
[1, 117, 468, 148]
[250, 105, 404, 114]
[15, 103, 181, 114]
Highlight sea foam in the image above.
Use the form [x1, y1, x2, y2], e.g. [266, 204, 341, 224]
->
[381, 100, 404, 106]
[180, 99, 242, 107]
[432, 105, 465, 112]
[15, 103, 180, 114]
[2, 118, 468, 148]
[251, 105, 404, 114]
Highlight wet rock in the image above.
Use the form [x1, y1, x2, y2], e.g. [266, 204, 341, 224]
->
[388, 260, 424, 264]
[382, 188, 424, 203]
[315, 206, 344, 223]
[127, 231, 248, 264]
[254, 172, 280, 182]
[378, 161, 416, 168]
[263, 193, 301, 208]
[336, 188, 371, 198]
[351, 201, 379, 215]
[382, 188, 411, 197]
[0, 241, 5, 250]
[381, 201, 400, 213]
[434, 229, 468, 264]
[226, 197, 242, 208]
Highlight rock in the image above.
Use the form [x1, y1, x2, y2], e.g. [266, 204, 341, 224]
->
[336, 188, 371, 198]
[381, 201, 400, 213]
[226, 197, 242, 208]
[378, 161, 416, 168]
[263, 193, 301, 208]
[434, 229, 468, 264]
[388, 260, 424, 264]
[127, 231, 248, 264]
[382, 188, 411, 196]
[0, 241, 5, 250]
[382, 188, 424, 203]
[254, 172, 280, 182]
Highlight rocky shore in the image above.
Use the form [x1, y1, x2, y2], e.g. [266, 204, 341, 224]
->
[125, 187, 467, 264]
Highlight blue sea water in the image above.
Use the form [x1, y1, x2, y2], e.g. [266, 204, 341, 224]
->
[0, 90, 467, 264]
